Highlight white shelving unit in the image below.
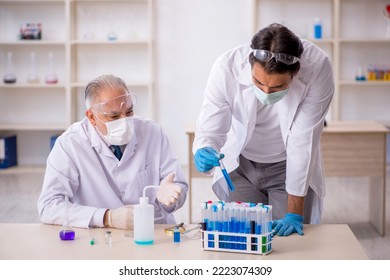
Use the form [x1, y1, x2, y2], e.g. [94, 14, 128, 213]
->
[0, 0, 154, 171]
[252, 0, 390, 124]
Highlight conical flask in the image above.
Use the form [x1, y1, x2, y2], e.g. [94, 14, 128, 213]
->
[3, 52, 17, 84]
[59, 193, 75, 240]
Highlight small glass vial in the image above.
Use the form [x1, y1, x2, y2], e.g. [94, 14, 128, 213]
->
[173, 226, 180, 243]
[105, 231, 112, 246]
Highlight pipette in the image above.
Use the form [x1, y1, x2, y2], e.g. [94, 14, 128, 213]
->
[219, 159, 235, 192]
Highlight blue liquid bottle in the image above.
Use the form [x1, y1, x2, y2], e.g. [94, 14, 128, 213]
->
[59, 193, 75, 241]
[173, 226, 180, 243]
[314, 18, 322, 39]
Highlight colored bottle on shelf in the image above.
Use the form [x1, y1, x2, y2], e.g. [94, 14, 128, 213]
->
[367, 64, 375, 81]
[3, 52, 17, 84]
[314, 17, 322, 39]
[355, 65, 366, 81]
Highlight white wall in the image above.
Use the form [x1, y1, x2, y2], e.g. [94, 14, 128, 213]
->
[154, 0, 253, 166]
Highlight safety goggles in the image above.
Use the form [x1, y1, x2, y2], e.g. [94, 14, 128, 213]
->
[253, 49, 300, 65]
[91, 93, 135, 115]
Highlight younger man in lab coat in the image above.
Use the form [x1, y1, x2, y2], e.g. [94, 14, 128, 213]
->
[193, 23, 334, 236]
[38, 74, 188, 229]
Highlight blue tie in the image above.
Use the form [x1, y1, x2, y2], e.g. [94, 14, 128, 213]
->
[112, 145, 122, 160]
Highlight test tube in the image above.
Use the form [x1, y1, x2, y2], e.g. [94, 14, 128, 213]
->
[219, 160, 235, 192]
[217, 203, 223, 232]
[201, 202, 208, 229]
[211, 204, 218, 231]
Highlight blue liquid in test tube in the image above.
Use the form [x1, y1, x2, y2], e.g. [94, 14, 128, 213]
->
[219, 160, 235, 192]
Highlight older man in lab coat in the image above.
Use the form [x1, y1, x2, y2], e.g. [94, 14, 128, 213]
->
[38, 74, 188, 229]
[193, 23, 334, 236]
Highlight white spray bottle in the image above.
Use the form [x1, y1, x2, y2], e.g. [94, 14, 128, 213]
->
[133, 186, 157, 245]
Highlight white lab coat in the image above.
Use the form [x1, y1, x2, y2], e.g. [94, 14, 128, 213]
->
[38, 116, 188, 228]
[193, 40, 334, 223]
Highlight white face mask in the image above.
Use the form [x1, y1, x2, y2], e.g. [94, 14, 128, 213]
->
[253, 85, 288, 105]
[95, 115, 134, 146]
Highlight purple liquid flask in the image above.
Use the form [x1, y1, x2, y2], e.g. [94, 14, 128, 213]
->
[59, 193, 75, 241]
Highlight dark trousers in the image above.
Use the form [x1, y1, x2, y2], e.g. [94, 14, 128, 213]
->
[229, 154, 314, 223]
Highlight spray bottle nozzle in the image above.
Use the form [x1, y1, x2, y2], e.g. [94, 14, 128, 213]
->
[139, 196, 149, 204]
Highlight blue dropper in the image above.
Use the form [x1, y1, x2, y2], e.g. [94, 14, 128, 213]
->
[219, 159, 235, 192]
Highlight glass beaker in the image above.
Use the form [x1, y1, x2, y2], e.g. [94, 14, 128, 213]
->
[3, 52, 17, 84]
[45, 52, 58, 84]
[27, 52, 40, 83]
[107, 13, 118, 41]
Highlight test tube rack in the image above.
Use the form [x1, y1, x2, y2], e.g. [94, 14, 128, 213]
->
[201, 230, 272, 255]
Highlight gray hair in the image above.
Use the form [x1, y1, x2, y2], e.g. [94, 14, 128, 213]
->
[85, 74, 130, 109]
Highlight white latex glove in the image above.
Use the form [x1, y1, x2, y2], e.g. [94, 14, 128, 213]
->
[157, 173, 182, 207]
[106, 205, 134, 230]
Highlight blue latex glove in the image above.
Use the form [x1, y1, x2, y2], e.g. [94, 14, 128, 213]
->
[272, 213, 304, 236]
[194, 147, 224, 173]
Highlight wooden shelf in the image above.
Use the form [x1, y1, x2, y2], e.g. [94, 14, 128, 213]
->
[0, 165, 46, 174]
[253, 0, 390, 122]
[0, 0, 154, 168]
[339, 80, 390, 86]
[0, 124, 67, 131]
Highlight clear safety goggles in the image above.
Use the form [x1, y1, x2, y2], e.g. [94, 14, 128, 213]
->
[253, 49, 300, 65]
[91, 93, 136, 115]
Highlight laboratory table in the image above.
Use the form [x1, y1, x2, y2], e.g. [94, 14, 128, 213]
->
[186, 121, 389, 235]
[0, 223, 368, 260]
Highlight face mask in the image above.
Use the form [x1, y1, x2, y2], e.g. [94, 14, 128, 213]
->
[95, 115, 134, 146]
[253, 85, 288, 105]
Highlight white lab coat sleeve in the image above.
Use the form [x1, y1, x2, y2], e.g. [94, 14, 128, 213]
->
[154, 126, 188, 214]
[37, 136, 103, 228]
[285, 56, 334, 196]
[193, 60, 233, 155]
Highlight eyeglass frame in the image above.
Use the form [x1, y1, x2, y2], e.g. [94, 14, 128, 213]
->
[252, 49, 300, 65]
